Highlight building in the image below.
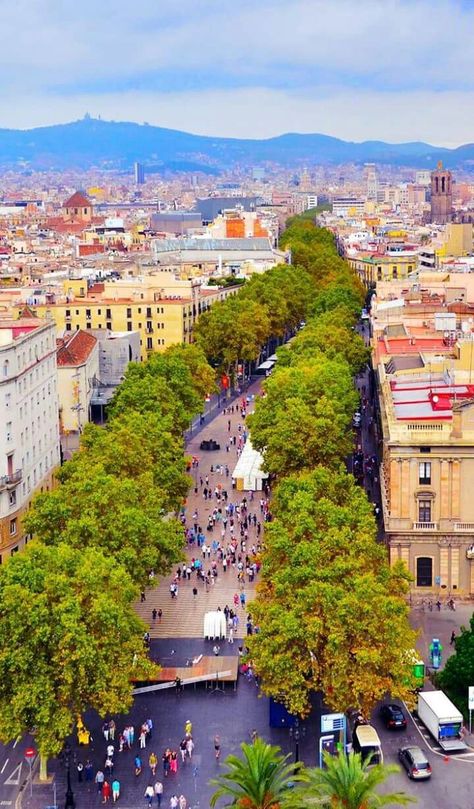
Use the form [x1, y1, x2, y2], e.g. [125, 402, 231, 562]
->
[378, 356, 474, 597]
[416, 170, 431, 186]
[332, 197, 366, 218]
[134, 161, 145, 185]
[195, 197, 258, 224]
[430, 162, 453, 224]
[63, 191, 93, 224]
[346, 250, 417, 286]
[365, 163, 378, 200]
[0, 311, 60, 558]
[90, 329, 140, 421]
[56, 330, 99, 434]
[150, 211, 203, 235]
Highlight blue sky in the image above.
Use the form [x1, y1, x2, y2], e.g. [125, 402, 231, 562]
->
[0, 0, 472, 144]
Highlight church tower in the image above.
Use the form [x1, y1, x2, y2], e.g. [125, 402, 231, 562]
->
[430, 161, 453, 224]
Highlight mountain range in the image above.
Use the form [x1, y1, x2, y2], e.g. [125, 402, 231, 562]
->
[1, 117, 474, 171]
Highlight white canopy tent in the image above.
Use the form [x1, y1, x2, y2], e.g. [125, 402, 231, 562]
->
[232, 440, 268, 491]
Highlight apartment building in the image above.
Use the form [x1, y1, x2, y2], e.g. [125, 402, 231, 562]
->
[0, 312, 60, 557]
[377, 337, 474, 597]
[56, 330, 99, 434]
[17, 275, 239, 361]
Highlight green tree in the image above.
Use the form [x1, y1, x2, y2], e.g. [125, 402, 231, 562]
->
[283, 752, 415, 808]
[247, 469, 416, 716]
[0, 543, 155, 779]
[210, 738, 305, 808]
[437, 613, 474, 715]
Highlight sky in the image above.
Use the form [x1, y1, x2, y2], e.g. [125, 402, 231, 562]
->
[0, 0, 473, 145]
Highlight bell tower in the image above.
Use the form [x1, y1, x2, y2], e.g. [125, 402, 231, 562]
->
[430, 161, 453, 224]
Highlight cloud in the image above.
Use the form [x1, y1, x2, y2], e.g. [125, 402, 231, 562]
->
[0, 0, 472, 141]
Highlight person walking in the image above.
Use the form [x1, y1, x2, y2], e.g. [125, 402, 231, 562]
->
[109, 719, 116, 741]
[84, 760, 94, 782]
[145, 784, 155, 807]
[228, 627, 234, 644]
[154, 780, 164, 807]
[170, 796, 178, 809]
[178, 796, 187, 809]
[149, 751, 158, 776]
[450, 630, 456, 645]
[95, 770, 105, 794]
[186, 737, 194, 760]
[185, 719, 192, 737]
[135, 755, 142, 777]
[139, 728, 147, 749]
[214, 734, 221, 760]
[77, 762, 84, 782]
[162, 748, 171, 777]
[179, 738, 187, 763]
[102, 780, 112, 804]
[112, 779, 120, 803]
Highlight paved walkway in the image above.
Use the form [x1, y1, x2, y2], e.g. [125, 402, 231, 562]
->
[135, 379, 265, 640]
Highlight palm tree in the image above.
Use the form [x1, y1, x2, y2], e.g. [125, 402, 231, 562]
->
[209, 737, 306, 808]
[282, 752, 416, 808]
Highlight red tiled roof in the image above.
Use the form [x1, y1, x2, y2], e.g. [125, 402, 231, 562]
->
[63, 191, 91, 209]
[56, 330, 97, 367]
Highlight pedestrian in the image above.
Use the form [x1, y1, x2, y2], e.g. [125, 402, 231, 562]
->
[145, 784, 155, 807]
[95, 770, 105, 793]
[450, 630, 456, 645]
[109, 719, 116, 741]
[105, 757, 114, 778]
[179, 738, 187, 763]
[162, 748, 171, 777]
[149, 752, 158, 776]
[102, 780, 112, 804]
[192, 586, 198, 598]
[186, 737, 194, 759]
[178, 796, 187, 809]
[102, 722, 110, 742]
[214, 735, 221, 759]
[170, 750, 178, 774]
[112, 779, 120, 803]
[85, 760, 94, 782]
[152, 608, 157, 621]
[135, 755, 142, 777]
[77, 762, 84, 782]
[213, 644, 220, 656]
[141, 590, 146, 602]
[154, 780, 164, 807]
[107, 743, 115, 759]
[251, 729, 258, 744]
[228, 627, 234, 644]
[170, 796, 178, 809]
[158, 609, 162, 622]
[139, 728, 147, 749]
[185, 719, 192, 737]
[240, 591, 246, 608]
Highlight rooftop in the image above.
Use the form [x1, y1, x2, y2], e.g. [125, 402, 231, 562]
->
[390, 377, 474, 421]
[56, 330, 97, 367]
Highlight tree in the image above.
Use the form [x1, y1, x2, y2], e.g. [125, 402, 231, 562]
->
[209, 738, 305, 808]
[283, 752, 415, 808]
[437, 613, 474, 715]
[247, 469, 417, 716]
[0, 543, 155, 779]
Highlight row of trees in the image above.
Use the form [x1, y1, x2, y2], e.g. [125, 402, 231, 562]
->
[242, 217, 417, 717]
[0, 343, 215, 777]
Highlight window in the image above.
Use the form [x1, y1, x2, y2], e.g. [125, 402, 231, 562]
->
[418, 500, 432, 523]
[86, 322, 91, 329]
[147, 337, 153, 349]
[416, 557, 433, 587]
[6, 422, 12, 442]
[10, 547, 18, 556]
[146, 307, 152, 318]
[106, 322, 112, 330]
[3, 359, 9, 377]
[9, 490, 16, 507]
[127, 308, 132, 318]
[419, 462, 431, 485]
[65, 309, 71, 317]
[127, 322, 132, 331]
[5, 392, 11, 408]
[86, 309, 91, 318]
[9, 519, 17, 536]
[97, 309, 101, 315]
[146, 321, 153, 332]
[106, 308, 112, 319]
[66, 323, 72, 331]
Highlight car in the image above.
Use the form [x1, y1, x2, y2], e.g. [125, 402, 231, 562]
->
[380, 703, 407, 729]
[352, 412, 362, 428]
[398, 746, 432, 780]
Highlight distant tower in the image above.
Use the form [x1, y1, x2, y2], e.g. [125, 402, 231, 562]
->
[300, 168, 311, 192]
[430, 161, 453, 224]
[365, 163, 378, 200]
[134, 161, 145, 185]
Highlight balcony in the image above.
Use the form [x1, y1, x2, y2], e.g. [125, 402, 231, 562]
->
[412, 522, 438, 531]
[0, 469, 22, 491]
[454, 523, 474, 532]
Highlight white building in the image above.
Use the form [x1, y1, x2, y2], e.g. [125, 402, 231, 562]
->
[56, 330, 99, 434]
[0, 311, 60, 558]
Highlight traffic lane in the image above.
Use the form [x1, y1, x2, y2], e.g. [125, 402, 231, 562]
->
[372, 705, 474, 809]
[0, 734, 36, 808]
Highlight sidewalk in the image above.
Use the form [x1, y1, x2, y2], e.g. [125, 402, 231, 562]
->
[136, 378, 265, 640]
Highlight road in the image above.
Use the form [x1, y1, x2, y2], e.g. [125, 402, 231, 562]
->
[0, 734, 36, 808]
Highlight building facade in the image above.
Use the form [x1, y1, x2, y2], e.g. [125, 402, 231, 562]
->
[0, 314, 60, 557]
[430, 162, 453, 224]
[56, 330, 99, 434]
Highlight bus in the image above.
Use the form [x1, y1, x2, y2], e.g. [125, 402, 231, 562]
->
[352, 725, 383, 766]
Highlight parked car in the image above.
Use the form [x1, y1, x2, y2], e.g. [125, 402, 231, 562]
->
[380, 704, 407, 730]
[398, 746, 432, 780]
[352, 411, 362, 429]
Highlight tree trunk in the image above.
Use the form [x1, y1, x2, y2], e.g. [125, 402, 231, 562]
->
[39, 753, 48, 781]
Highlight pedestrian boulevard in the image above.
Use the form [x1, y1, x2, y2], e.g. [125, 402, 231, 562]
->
[135, 383, 263, 640]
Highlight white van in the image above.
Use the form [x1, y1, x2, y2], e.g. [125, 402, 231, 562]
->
[352, 724, 383, 765]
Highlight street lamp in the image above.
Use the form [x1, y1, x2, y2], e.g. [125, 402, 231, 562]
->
[63, 742, 75, 809]
[289, 718, 305, 766]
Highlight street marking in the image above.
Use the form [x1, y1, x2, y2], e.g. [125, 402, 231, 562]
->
[4, 763, 22, 785]
[12, 738, 19, 749]
[0, 801, 12, 806]
[0, 759, 8, 774]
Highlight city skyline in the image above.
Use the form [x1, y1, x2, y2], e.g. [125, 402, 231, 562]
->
[0, 0, 472, 145]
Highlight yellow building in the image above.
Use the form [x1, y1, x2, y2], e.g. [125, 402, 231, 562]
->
[347, 252, 416, 286]
[378, 359, 474, 597]
[438, 222, 473, 258]
[19, 276, 238, 361]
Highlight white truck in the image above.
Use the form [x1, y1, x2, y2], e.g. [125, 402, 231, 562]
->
[417, 690, 467, 752]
